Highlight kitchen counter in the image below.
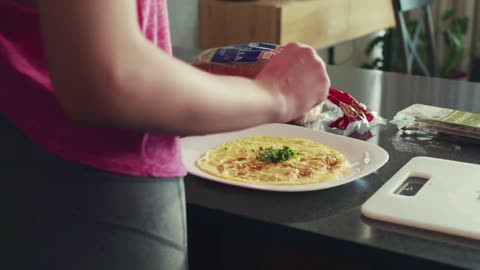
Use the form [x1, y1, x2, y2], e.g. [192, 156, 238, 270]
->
[176, 48, 480, 269]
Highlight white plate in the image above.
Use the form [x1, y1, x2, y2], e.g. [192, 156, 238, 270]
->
[180, 123, 389, 192]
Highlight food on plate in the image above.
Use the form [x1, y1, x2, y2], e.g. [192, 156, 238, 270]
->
[196, 136, 350, 185]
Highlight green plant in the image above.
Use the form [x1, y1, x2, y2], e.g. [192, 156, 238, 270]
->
[362, 9, 469, 78]
[439, 9, 469, 78]
[361, 27, 401, 72]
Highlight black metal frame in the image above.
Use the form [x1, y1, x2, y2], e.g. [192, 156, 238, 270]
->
[392, 0, 436, 76]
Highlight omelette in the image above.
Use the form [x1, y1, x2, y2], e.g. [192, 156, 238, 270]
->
[196, 136, 350, 185]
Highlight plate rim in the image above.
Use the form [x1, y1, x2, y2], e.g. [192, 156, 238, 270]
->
[180, 123, 389, 192]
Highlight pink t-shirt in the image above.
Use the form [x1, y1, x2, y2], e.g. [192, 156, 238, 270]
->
[0, 0, 186, 178]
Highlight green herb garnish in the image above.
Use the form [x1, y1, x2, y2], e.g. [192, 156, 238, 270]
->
[255, 146, 298, 163]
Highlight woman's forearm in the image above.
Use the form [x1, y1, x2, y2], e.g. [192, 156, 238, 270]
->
[104, 40, 286, 135]
[38, 0, 286, 135]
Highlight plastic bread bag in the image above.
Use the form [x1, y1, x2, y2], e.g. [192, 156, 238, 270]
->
[191, 42, 283, 78]
[191, 42, 387, 137]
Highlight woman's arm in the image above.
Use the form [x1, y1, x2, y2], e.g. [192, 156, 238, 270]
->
[37, 0, 330, 135]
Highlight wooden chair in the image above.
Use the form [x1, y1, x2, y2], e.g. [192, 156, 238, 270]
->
[392, 0, 436, 76]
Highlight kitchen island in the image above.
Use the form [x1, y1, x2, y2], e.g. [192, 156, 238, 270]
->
[175, 48, 480, 270]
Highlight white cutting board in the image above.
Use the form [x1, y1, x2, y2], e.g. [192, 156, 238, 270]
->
[361, 156, 480, 240]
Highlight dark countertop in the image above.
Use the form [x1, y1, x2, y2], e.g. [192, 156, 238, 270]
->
[176, 48, 480, 270]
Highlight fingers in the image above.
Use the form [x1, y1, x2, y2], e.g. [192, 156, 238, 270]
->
[255, 42, 331, 122]
[282, 42, 323, 64]
[284, 42, 331, 101]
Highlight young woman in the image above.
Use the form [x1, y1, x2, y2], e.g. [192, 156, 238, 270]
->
[0, 0, 330, 269]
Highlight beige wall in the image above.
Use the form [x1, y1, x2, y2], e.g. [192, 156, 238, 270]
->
[167, 0, 199, 48]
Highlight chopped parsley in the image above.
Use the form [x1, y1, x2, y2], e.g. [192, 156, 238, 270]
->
[255, 146, 298, 163]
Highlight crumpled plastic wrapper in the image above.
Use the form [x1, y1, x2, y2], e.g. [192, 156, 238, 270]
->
[191, 42, 388, 138]
[293, 88, 387, 138]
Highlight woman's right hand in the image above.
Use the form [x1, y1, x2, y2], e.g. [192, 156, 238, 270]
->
[255, 42, 331, 123]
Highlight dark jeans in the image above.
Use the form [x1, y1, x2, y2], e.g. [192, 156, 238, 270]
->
[1, 115, 188, 270]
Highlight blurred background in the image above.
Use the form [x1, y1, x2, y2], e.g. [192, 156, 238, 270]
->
[167, 0, 480, 81]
